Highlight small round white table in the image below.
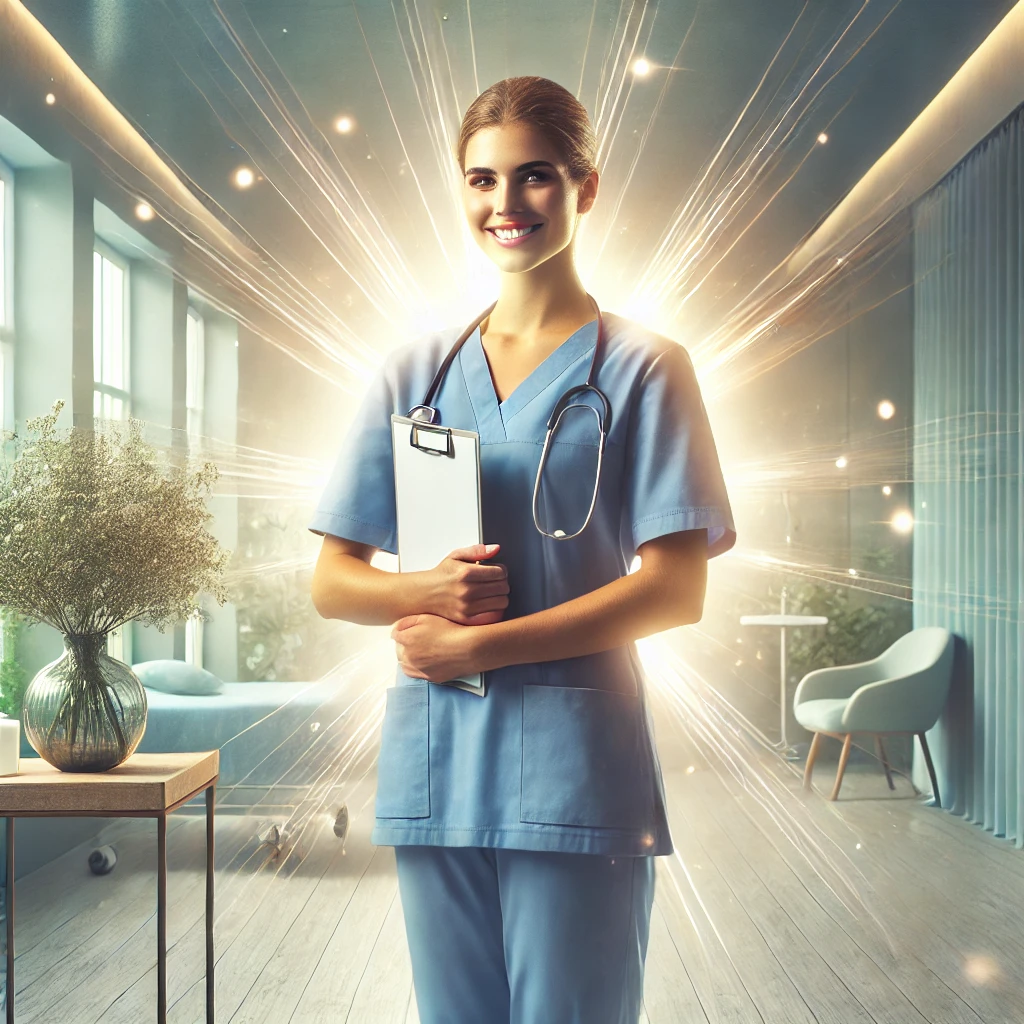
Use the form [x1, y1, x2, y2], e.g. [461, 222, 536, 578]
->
[740, 594, 828, 759]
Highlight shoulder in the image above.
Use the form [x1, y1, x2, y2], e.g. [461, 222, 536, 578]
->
[371, 322, 468, 414]
[600, 311, 697, 386]
[381, 325, 462, 380]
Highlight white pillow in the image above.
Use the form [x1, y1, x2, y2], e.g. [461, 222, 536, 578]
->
[133, 660, 224, 697]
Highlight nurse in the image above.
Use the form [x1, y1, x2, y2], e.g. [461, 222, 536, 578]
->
[310, 76, 736, 1024]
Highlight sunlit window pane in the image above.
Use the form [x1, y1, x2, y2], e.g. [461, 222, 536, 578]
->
[0, 176, 6, 329]
[0, 172, 7, 432]
[92, 251, 103, 381]
[186, 309, 205, 438]
[93, 248, 129, 420]
[106, 624, 132, 664]
[185, 612, 204, 669]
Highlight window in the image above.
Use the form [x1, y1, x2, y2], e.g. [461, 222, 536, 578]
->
[0, 160, 11, 671]
[186, 309, 207, 668]
[0, 156, 13, 433]
[94, 246, 132, 662]
[92, 247, 130, 421]
[185, 610, 204, 669]
[107, 622, 131, 664]
[186, 308, 205, 439]
[0, 166, 9, 328]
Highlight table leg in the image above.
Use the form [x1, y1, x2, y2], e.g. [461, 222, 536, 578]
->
[5, 816, 13, 1024]
[206, 783, 215, 1024]
[779, 624, 788, 748]
[157, 813, 167, 1024]
[777, 627, 800, 760]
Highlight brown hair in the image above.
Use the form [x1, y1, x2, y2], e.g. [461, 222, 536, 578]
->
[456, 76, 597, 186]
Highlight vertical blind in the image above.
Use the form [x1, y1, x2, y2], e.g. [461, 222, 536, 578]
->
[913, 104, 1023, 845]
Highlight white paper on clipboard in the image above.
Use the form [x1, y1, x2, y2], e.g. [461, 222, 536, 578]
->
[391, 414, 486, 695]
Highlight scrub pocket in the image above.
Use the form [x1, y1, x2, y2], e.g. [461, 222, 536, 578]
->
[376, 683, 430, 819]
[520, 685, 646, 830]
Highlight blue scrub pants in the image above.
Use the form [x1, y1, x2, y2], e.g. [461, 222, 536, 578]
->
[394, 846, 655, 1024]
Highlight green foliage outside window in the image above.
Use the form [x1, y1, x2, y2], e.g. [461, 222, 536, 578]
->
[0, 612, 28, 719]
[233, 504, 338, 682]
[781, 546, 912, 687]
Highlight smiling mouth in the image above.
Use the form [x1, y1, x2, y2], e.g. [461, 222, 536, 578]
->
[486, 224, 543, 241]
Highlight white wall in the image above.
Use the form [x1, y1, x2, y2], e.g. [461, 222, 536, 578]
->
[13, 165, 75, 427]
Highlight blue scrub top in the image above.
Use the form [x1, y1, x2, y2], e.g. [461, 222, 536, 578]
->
[309, 311, 736, 856]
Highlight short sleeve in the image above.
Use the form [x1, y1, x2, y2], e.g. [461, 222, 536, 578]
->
[624, 343, 736, 559]
[308, 358, 398, 553]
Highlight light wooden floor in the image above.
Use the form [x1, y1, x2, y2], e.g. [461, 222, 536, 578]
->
[2, 759, 1023, 1023]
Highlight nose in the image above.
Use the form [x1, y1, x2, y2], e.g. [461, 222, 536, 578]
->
[494, 177, 523, 217]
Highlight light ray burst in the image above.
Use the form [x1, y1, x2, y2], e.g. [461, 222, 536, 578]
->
[71, 0, 954, 964]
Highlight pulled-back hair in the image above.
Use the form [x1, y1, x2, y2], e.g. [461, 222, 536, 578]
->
[456, 76, 597, 186]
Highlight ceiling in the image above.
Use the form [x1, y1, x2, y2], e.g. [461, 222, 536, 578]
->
[9, 0, 1019, 445]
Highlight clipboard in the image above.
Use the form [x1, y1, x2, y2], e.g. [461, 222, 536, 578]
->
[391, 414, 486, 695]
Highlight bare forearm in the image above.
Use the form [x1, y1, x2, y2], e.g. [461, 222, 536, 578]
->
[312, 556, 431, 626]
[472, 568, 699, 672]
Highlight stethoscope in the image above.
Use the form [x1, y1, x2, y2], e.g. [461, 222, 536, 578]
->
[406, 293, 611, 540]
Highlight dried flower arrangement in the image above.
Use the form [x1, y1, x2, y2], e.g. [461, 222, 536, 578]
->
[0, 401, 229, 769]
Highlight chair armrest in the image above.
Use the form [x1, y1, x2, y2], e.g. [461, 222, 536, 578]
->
[794, 658, 884, 705]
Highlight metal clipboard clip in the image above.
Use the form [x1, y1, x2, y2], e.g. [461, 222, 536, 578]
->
[406, 405, 454, 457]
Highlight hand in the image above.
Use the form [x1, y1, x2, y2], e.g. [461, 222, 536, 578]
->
[391, 614, 482, 683]
[421, 543, 509, 625]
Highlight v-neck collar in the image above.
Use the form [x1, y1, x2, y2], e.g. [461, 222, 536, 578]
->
[459, 319, 599, 442]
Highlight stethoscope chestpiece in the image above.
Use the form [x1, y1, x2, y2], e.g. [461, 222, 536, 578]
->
[407, 405, 440, 424]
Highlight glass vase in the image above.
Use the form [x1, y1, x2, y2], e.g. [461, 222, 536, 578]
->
[22, 633, 148, 772]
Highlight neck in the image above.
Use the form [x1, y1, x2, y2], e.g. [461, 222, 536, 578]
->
[486, 245, 594, 337]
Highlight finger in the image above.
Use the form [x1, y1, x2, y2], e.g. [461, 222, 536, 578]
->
[462, 609, 505, 626]
[398, 656, 426, 679]
[461, 562, 508, 582]
[447, 543, 500, 563]
[393, 615, 419, 632]
[469, 580, 510, 599]
[468, 595, 509, 614]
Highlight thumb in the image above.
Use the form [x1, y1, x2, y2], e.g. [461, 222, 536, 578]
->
[448, 543, 500, 562]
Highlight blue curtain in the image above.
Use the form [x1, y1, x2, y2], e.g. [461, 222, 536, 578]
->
[913, 105, 1023, 845]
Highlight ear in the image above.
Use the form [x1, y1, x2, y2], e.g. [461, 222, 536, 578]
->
[576, 168, 599, 215]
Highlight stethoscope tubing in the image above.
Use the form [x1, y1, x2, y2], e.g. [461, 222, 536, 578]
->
[408, 293, 611, 540]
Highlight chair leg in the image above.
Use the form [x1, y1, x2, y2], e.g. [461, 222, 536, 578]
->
[918, 732, 941, 806]
[876, 735, 895, 791]
[830, 734, 853, 801]
[804, 733, 822, 791]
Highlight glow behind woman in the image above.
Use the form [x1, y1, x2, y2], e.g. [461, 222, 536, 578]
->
[311, 75, 736, 1024]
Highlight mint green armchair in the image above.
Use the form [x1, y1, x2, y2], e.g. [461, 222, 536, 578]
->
[794, 627, 954, 801]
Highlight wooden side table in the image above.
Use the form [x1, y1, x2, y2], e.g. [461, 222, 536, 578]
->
[0, 751, 219, 1024]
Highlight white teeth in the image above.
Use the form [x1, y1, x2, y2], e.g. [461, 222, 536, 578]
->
[494, 225, 539, 240]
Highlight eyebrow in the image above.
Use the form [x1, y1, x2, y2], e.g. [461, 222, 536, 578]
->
[464, 160, 558, 176]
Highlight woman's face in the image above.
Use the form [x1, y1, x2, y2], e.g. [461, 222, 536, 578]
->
[461, 121, 598, 274]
